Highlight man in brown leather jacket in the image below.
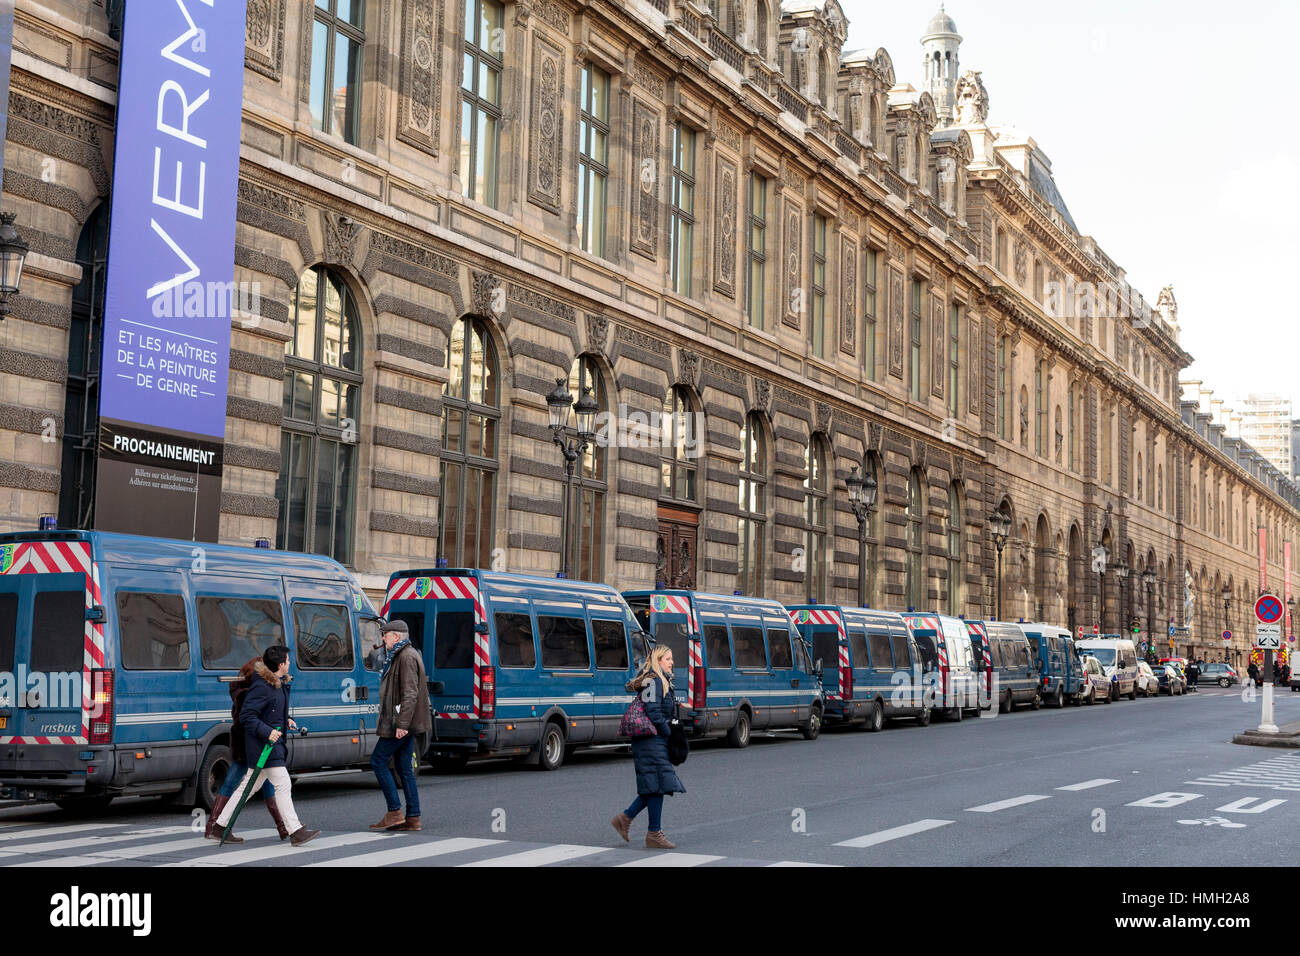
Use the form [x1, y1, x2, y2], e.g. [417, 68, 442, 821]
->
[368, 620, 432, 831]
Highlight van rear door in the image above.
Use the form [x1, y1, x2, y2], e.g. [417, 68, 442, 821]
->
[626, 594, 693, 705]
[792, 610, 842, 699]
[383, 574, 482, 721]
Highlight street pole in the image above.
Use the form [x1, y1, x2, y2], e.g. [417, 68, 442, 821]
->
[1098, 570, 1105, 632]
[856, 514, 866, 608]
[996, 544, 1003, 621]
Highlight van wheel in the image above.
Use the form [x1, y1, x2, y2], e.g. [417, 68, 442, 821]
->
[1053, 687, 1064, 708]
[537, 722, 566, 771]
[726, 709, 751, 748]
[948, 703, 963, 722]
[866, 700, 884, 732]
[801, 706, 822, 741]
[1128, 685, 1138, 702]
[1030, 693, 1041, 711]
[916, 707, 931, 727]
[999, 690, 1012, 714]
[196, 743, 232, 811]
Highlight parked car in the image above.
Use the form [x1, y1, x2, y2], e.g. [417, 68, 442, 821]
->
[1155, 662, 1186, 696]
[1080, 655, 1111, 704]
[1196, 662, 1238, 688]
[1135, 660, 1161, 698]
[789, 605, 931, 730]
[1021, 623, 1086, 707]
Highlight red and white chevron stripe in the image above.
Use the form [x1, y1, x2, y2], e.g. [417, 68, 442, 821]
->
[966, 620, 992, 695]
[789, 607, 850, 699]
[381, 573, 486, 720]
[686, 638, 702, 708]
[0, 540, 102, 745]
[652, 593, 697, 637]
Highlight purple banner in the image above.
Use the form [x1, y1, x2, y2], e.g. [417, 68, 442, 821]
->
[96, 0, 247, 540]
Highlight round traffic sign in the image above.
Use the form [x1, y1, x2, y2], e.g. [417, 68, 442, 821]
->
[1255, 595, 1284, 624]
[1223, 629, 1232, 641]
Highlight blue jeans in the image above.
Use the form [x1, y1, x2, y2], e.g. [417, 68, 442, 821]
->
[370, 734, 420, 817]
[625, 794, 664, 832]
[219, 761, 275, 800]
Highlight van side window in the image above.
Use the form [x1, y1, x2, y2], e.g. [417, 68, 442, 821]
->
[495, 612, 536, 668]
[793, 635, 813, 673]
[1050, 636, 1063, 656]
[653, 621, 690, 668]
[767, 627, 793, 669]
[811, 630, 838, 675]
[732, 625, 766, 668]
[294, 604, 354, 669]
[433, 610, 476, 669]
[196, 597, 284, 670]
[117, 593, 190, 670]
[0, 593, 15, 673]
[870, 631, 893, 669]
[360, 617, 383, 671]
[32, 590, 85, 675]
[538, 615, 590, 669]
[889, 632, 910, 669]
[592, 619, 629, 670]
[704, 624, 731, 668]
[848, 627, 869, 669]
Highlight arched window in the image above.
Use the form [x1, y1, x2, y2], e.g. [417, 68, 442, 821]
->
[738, 413, 767, 596]
[277, 265, 361, 562]
[906, 468, 925, 609]
[440, 316, 499, 568]
[568, 355, 607, 582]
[755, 0, 770, 58]
[805, 436, 830, 602]
[660, 387, 699, 503]
[947, 483, 963, 615]
[817, 53, 829, 104]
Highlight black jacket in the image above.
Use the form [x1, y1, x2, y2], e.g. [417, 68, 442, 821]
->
[239, 662, 292, 768]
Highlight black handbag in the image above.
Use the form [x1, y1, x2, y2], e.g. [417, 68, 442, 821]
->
[667, 719, 689, 766]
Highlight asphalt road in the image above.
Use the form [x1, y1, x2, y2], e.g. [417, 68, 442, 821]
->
[2, 684, 1299, 867]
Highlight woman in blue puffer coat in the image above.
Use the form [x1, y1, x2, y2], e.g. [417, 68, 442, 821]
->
[611, 645, 685, 849]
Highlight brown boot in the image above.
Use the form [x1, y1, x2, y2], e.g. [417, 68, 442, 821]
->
[289, 827, 320, 846]
[389, 815, 420, 831]
[205, 795, 244, 843]
[369, 809, 406, 830]
[266, 795, 290, 841]
[645, 830, 675, 850]
[610, 812, 631, 843]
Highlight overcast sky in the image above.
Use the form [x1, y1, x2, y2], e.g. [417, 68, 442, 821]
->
[841, 0, 1299, 416]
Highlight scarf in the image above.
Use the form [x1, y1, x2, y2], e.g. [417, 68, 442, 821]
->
[380, 638, 410, 680]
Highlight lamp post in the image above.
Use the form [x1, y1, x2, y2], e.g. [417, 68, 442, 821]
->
[988, 508, 1011, 621]
[1092, 545, 1108, 633]
[545, 378, 598, 579]
[1142, 568, 1155, 659]
[1222, 585, 1233, 659]
[845, 464, 878, 608]
[1114, 559, 1129, 637]
[0, 212, 28, 319]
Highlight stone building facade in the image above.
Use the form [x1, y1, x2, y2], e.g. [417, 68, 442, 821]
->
[3, 0, 1297, 668]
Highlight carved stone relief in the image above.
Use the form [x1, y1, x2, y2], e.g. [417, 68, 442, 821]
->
[527, 34, 564, 213]
[245, 0, 285, 80]
[397, 0, 443, 155]
[630, 101, 660, 259]
[713, 159, 737, 297]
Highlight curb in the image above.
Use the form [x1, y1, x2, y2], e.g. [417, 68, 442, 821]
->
[1232, 720, 1300, 748]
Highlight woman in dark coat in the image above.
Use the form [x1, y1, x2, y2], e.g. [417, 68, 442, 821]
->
[611, 645, 685, 849]
[204, 656, 286, 842]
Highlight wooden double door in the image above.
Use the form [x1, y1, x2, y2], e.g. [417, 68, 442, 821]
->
[656, 506, 698, 589]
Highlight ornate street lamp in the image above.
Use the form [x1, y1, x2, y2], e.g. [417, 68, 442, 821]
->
[545, 378, 598, 579]
[988, 508, 1011, 621]
[1091, 545, 1108, 632]
[1114, 559, 1129, 637]
[1142, 567, 1156, 659]
[1222, 583, 1233, 639]
[0, 212, 29, 319]
[846, 464, 878, 608]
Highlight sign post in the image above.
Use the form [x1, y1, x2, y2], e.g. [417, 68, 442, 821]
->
[1254, 595, 1283, 734]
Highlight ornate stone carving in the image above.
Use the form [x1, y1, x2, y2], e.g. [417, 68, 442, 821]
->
[634, 60, 666, 98]
[1014, 236, 1028, 286]
[968, 317, 981, 414]
[782, 204, 802, 329]
[713, 159, 737, 297]
[954, 70, 989, 126]
[814, 402, 832, 436]
[755, 377, 773, 415]
[245, 0, 285, 80]
[585, 314, 610, 353]
[930, 295, 945, 400]
[888, 266, 905, 378]
[869, 421, 884, 452]
[914, 440, 928, 470]
[532, 0, 571, 34]
[677, 349, 700, 389]
[840, 239, 857, 355]
[322, 212, 361, 266]
[630, 101, 661, 259]
[953, 455, 965, 481]
[472, 271, 503, 316]
[781, 165, 806, 193]
[397, 0, 443, 156]
[528, 35, 564, 213]
[716, 122, 741, 152]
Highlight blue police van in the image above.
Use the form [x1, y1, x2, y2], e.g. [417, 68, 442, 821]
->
[621, 590, 824, 747]
[1019, 623, 1085, 706]
[0, 528, 383, 811]
[788, 605, 931, 730]
[382, 568, 648, 772]
[974, 621, 1041, 712]
[901, 613, 980, 719]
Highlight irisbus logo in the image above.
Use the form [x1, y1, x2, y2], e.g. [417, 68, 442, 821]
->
[414, 577, 433, 598]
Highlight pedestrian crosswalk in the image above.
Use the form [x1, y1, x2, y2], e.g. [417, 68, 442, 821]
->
[1187, 752, 1300, 792]
[0, 821, 835, 868]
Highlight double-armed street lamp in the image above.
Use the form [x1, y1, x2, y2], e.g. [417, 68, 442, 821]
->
[988, 508, 1012, 621]
[0, 212, 29, 319]
[1142, 567, 1156, 655]
[1114, 558, 1129, 637]
[845, 464, 879, 607]
[545, 378, 599, 580]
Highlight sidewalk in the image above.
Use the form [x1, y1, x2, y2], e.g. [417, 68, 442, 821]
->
[1233, 719, 1300, 748]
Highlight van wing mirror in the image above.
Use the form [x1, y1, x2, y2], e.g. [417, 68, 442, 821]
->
[86, 605, 105, 624]
[475, 622, 490, 634]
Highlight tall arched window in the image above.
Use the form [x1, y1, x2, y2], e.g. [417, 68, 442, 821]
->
[755, 0, 769, 58]
[947, 483, 963, 615]
[568, 355, 606, 582]
[440, 316, 499, 568]
[906, 468, 925, 610]
[660, 387, 699, 503]
[738, 413, 767, 596]
[805, 436, 829, 602]
[277, 265, 361, 562]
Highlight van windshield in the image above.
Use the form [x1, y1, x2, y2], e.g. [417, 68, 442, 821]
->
[1083, 647, 1116, 667]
